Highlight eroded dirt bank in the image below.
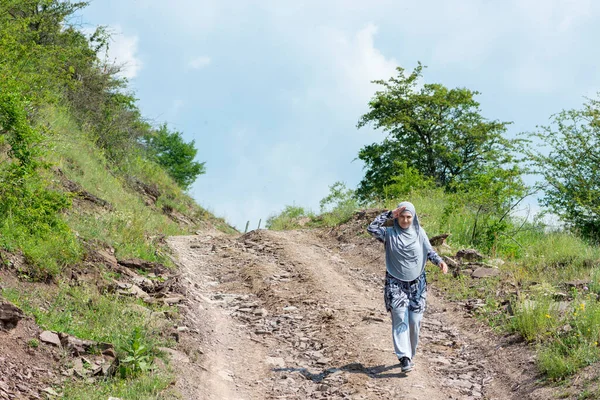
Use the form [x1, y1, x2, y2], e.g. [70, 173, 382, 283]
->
[167, 226, 550, 400]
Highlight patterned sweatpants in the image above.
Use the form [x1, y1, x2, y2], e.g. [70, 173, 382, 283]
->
[384, 272, 427, 360]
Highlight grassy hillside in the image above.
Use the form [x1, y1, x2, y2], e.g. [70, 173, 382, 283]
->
[267, 187, 600, 384]
[0, 2, 233, 398]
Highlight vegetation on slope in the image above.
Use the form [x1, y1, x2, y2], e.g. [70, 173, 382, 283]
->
[0, 1, 230, 398]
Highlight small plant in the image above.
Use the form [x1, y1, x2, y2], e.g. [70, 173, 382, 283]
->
[28, 339, 39, 348]
[319, 182, 359, 227]
[266, 205, 313, 230]
[118, 328, 156, 378]
[511, 294, 561, 342]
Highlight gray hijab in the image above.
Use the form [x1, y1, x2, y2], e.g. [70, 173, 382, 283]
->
[385, 201, 425, 281]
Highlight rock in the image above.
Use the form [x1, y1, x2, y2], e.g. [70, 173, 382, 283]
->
[447, 379, 473, 390]
[564, 279, 590, 289]
[429, 356, 451, 366]
[118, 258, 167, 274]
[96, 248, 118, 268]
[283, 306, 298, 312]
[429, 233, 450, 246]
[265, 356, 285, 368]
[316, 357, 331, 365]
[442, 256, 459, 269]
[39, 331, 62, 347]
[42, 387, 59, 396]
[254, 308, 268, 317]
[59, 333, 114, 356]
[488, 258, 505, 267]
[471, 268, 500, 279]
[362, 316, 384, 323]
[163, 296, 185, 305]
[455, 249, 484, 262]
[0, 300, 24, 330]
[128, 284, 150, 300]
[131, 275, 155, 293]
[159, 347, 190, 363]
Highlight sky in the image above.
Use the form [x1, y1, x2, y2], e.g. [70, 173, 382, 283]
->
[78, 0, 600, 230]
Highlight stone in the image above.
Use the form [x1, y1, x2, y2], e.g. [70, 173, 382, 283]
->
[39, 331, 61, 347]
[442, 256, 459, 269]
[471, 268, 500, 279]
[96, 249, 118, 268]
[564, 279, 590, 289]
[488, 258, 505, 267]
[59, 333, 113, 356]
[265, 356, 285, 368]
[455, 249, 484, 262]
[159, 347, 190, 363]
[42, 387, 59, 396]
[254, 308, 268, 317]
[429, 233, 450, 246]
[163, 296, 185, 305]
[0, 300, 24, 330]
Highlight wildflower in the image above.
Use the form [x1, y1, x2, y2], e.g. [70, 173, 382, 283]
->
[545, 314, 551, 319]
[595, 342, 598, 346]
[580, 303, 586, 311]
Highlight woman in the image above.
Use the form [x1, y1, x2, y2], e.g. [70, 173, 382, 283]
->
[367, 201, 448, 373]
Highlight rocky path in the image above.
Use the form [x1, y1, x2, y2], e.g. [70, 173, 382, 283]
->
[167, 229, 544, 400]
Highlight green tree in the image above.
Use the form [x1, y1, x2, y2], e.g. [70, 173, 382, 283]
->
[525, 97, 600, 241]
[143, 124, 206, 190]
[356, 63, 520, 202]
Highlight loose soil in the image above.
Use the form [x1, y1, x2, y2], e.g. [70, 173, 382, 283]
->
[166, 224, 559, 400]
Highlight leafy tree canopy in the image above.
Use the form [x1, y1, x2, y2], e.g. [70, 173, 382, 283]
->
[356, 63, 521, 202]
[143, 125, 206, 190]
[525, 96, 600, 241]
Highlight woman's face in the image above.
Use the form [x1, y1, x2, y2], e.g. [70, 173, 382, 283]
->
[398, 211, 413, 229]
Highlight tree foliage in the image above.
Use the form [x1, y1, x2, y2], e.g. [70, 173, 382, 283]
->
[0, 0, 207, 277]
[143, 125, 206, 190]
[356, 64, 521, 203]
[526, 97, 600, 241]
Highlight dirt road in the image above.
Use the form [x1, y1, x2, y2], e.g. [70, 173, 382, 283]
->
[166, 227, 546, 400]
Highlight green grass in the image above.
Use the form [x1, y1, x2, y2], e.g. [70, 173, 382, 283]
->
[42, 107, 187, 262]
[2, 281, 179, 397]
[62, 372, 178, 400]
[1, 283, 174, 350]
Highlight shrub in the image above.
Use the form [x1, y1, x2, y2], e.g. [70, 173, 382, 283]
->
[266, 205, 313, 231]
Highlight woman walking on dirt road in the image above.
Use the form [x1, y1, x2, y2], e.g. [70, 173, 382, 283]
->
[367, 201, 448, 373]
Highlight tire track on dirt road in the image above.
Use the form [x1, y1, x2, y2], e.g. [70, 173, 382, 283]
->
[167, 229, 541, 399]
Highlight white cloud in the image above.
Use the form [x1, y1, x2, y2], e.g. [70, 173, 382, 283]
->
[103, 26, 142, 80]
[297, 23, 398, 113]
[188, 56, 212, 70]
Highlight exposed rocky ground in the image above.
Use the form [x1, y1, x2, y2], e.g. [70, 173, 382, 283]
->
[164, 215, 556, 400]
[0, 245, 188, 399]
[1, 211, 592, 399]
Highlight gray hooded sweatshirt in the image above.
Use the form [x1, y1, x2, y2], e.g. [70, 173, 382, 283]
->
[367, 202, 442, 282]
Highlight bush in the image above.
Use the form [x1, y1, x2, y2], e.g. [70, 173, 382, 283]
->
[266, 205, 313, 231]
[319, 182, 359, 227]
[525, 97, 600, 242]
[142, 124, 206, 190]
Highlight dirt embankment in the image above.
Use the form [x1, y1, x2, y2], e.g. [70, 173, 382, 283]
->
[166, 219, 553, 400]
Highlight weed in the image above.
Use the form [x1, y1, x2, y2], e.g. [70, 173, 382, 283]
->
[119, 327, 156, 378]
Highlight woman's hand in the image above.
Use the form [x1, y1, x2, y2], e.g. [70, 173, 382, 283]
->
[439, 261, 448, 274]
[391, 206, 406, 219]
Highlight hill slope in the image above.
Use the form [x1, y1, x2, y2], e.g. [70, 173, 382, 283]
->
[164, 222, 552, 399]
